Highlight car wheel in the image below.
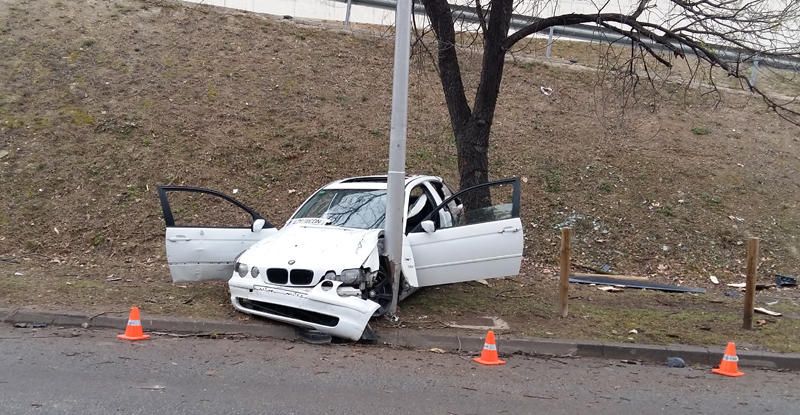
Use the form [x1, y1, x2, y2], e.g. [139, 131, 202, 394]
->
[369, 258, 397, 317]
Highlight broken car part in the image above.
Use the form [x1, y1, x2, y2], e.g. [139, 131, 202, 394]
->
[569, 275, 706, 293]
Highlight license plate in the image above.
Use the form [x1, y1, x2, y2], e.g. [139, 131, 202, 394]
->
[253, 285, 307, 299]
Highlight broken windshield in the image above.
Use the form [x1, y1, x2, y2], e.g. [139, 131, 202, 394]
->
[291, 189, 387, 229]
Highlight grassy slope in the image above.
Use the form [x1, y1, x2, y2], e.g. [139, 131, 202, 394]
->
[1, 0, 799, 350]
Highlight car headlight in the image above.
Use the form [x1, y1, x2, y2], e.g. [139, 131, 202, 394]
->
[250, 266, 260, 278]
[338, 268, 365, 285]
[235, 262, 249, 278]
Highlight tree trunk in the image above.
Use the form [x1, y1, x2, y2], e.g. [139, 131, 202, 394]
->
[454, 119, 491, 208]
[423, 0, 513, 200]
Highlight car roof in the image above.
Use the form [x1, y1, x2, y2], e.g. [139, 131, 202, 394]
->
[322, 175, 440, 190]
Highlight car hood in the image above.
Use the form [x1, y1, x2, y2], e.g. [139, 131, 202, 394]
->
[238, 224, 383, 273]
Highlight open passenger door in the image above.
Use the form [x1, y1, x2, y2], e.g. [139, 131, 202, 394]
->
[405, 178, 523, 287]
[157, 186, 278, 282]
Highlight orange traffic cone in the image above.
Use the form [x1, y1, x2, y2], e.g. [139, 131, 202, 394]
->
[117, 306, 150, 341]
[711, 341, 743, 377]
[473, 330, 506, 366]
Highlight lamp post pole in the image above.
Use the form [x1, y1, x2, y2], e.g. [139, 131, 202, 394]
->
[385, 0, 412, 316]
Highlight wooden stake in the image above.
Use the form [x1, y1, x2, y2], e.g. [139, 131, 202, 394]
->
[559, 227, 572, 318]
[743, 237, 759, 330]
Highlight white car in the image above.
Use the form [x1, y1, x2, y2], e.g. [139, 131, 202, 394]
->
[157, 175, 523, 340]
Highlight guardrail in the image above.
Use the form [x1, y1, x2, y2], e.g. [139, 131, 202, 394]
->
[338, 0, 800, 74]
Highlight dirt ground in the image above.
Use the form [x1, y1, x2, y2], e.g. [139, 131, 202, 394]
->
[1, 0, 798, 351]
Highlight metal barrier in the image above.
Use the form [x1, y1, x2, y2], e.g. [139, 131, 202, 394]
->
[338, 0, 800, 75]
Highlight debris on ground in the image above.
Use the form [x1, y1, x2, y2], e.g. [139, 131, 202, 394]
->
[573, 272, 648, 281]
[775, 274, 797, 288]
[597, 286, 623, 292]
[429, 348, 446, 354]
[726, 282, 776, 290]
[709, 276, 719, 285]
[539, 86, 553, 96]
[296, 328, 332, 344]
[12, 323, 47, 329]
[754, 307, 782, 317]
[666, 357, 687, 368]
[138, 385, 166, 391]
[569, 275, 705, 293]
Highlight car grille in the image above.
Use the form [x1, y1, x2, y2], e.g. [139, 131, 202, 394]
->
[266, 268, 315, 286]
[266, 268, 288, 284]
[290, 269, 314, 285]
[237, 298, 339, 327]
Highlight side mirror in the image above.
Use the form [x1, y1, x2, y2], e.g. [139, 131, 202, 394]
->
[252, 218, 266, 233]
[421, 220, 435, 234]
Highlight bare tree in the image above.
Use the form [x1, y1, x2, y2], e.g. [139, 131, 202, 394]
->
[418, 0, 800, 191]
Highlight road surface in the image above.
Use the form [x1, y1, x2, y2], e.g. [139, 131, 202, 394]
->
[1, 324, 797, 414]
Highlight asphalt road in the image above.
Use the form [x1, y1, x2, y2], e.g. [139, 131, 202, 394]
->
[1, 324, 798, 414]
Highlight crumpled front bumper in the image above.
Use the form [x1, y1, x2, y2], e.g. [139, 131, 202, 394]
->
[229, 280, 380, 341]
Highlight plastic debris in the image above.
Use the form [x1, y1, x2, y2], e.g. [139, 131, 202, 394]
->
[570, 275, 705, 293]
[297, 328, 332, 344]
[709, 276, 719, 285]
[775, 274, 797, 288]
[666, 357, 686, 368]
[727, 282, 776, 290]
[429, 348, 446, 354]
[754, 307, 782, 317]
[597, 286, 623, 292]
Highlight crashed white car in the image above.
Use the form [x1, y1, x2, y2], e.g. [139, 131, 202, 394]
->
[157, 175, 523, 340]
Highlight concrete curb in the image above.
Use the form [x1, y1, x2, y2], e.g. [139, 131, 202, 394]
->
[3, 307, 798, 370]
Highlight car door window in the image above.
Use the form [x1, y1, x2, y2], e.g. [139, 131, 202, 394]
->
[157, 186, 270, 228]
[411, 178, 520, 232]
[405, 184, 437, 233]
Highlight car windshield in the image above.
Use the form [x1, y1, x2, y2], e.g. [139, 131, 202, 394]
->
[291, 189, 387, 229]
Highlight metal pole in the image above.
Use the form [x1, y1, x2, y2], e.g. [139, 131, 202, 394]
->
[545, 26, 554, 59]
[385, 0, 412, 317]
[345, 0, 353, 28]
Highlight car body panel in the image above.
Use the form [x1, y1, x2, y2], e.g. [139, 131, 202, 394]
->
[236, 224, 383, 284]
[157, 185, 278, 282]
[406, 217, 523, 287]
[166, 226, 278, 282]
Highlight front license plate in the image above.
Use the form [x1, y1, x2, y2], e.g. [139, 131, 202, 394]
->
[253, 285, 308, 299]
